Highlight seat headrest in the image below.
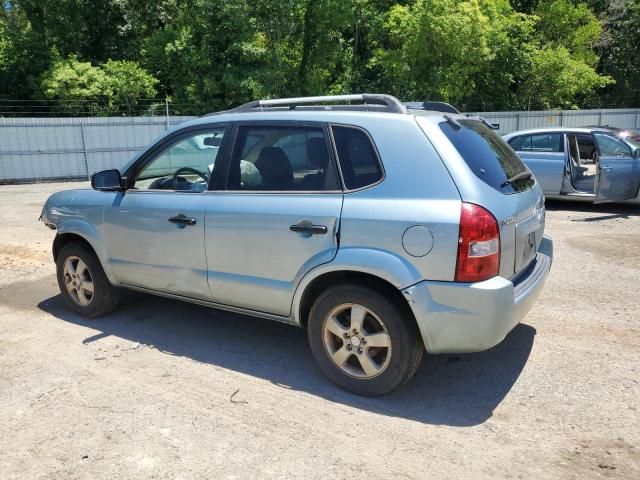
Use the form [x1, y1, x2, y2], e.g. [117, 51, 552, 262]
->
[254, 147, 293, 189]
[306, 137, 330, 169]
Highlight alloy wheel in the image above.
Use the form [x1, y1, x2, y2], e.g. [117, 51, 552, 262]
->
[322, 303, 392, 379]
[63, 256, 95, 306]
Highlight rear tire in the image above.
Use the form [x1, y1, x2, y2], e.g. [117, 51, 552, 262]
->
[307, 283, 423, 396]
[56, 242, 120, 318]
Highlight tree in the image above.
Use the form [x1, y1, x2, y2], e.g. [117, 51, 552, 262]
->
[519, 46, 613, 109]
[40, 57, 158, 114]
[597, 0, 640, 107]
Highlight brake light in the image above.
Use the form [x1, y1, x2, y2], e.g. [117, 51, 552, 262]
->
[455, 203, 500, 282]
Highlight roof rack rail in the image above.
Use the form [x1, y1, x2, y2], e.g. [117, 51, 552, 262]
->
[404, 101, 460, 114]
[225, 94, 408, 114]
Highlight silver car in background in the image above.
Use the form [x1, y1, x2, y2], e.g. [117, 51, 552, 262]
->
[40, 94, 552, 395]
[503, 127, 640, 204]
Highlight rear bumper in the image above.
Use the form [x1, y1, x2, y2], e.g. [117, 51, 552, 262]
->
[403, 235, 553, 354]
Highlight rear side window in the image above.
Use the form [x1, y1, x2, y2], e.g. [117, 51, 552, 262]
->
[332, 126, 383, 189]
[509, 133, 563, 153]
[440, 119, 534, 194]
[227, 125, 339, 191]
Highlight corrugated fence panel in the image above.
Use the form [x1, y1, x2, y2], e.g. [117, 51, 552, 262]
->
[1, 111, 639, 182]
[469, 109, 640, 135]
[0, 116, 194, 182]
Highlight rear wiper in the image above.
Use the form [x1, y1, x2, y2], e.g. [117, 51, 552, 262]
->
[501, 171, 532, 188]
[443, 114, 462, 130]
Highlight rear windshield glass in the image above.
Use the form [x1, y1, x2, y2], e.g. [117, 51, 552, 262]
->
[440, 119, 534, 194]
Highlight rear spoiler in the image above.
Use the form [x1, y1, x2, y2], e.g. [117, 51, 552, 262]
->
[404, 101, 460, 114]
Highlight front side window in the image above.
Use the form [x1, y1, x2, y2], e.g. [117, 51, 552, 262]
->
[227, 125, 339, 191]
[594, 133, 633, 158]
[440, 119, 534, 194]
[133, 129, 226, 191]
[332, 126, 383, 190]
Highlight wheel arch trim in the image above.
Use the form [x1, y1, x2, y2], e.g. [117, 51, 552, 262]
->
[53, 220, 117, 285]
[291, 247, 422, 326]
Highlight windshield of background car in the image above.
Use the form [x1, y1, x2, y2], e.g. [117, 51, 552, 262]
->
[440, 119, 534, 194]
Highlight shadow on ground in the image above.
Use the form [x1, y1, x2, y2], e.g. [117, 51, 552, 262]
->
[29, 282, 536, 427]
[545, 199, 639, 222]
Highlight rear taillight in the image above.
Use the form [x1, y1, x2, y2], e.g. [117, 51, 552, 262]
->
[455, 203, 500, 283]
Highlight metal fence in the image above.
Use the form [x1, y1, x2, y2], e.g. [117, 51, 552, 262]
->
[469, 108, 640, 135]
[0, 116, 194, 183]
[1, 108, 640, 183]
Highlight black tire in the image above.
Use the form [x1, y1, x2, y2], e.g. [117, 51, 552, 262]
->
[307, 283, 423, 396]
[56, 241, 120, 318]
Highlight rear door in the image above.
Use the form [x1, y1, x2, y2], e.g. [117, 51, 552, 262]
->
[204, 122, 343, 317]
[507, 132, 565, 195]
[593, 132, 640, 204]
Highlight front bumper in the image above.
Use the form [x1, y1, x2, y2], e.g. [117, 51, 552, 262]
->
[402, 235, 553, 354]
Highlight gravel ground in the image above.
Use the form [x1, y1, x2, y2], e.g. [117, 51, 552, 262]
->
[0, 181, 638, 479]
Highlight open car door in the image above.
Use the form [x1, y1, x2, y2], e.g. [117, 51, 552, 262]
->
[593, 132, 640, 204]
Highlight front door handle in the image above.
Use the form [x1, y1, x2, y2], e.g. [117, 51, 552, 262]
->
[289, 220, 328, 235]
[168, 214, 197, 227]
[602, 166, 613, 173]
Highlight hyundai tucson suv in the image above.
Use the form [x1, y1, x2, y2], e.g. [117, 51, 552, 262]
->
[41, 94, 553, 396]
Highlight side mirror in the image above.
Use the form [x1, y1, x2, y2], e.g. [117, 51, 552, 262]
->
[91, 169, 124, 191]
[634, 149, 640, 159]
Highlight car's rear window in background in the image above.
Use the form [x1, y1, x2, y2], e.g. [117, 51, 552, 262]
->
[440, 119, 534, 194]
[332, 126, 383, 190]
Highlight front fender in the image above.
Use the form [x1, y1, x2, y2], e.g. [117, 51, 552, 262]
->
[291, 247, 422, 325]
[55, 220, 117, 285]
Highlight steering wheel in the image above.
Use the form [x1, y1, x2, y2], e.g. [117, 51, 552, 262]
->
[173, 167, 209, 184]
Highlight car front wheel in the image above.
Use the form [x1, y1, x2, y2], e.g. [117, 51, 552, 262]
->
[307, 284, 423, 396]
[56, 241, 120, 318]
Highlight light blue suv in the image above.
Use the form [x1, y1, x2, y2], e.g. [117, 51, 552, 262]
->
[41, 94, 553, 395]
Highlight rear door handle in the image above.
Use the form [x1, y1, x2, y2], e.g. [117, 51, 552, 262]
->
[602, 166, 613, 172]
[168, 214, 197, 227]
[289, 220, 328, 235]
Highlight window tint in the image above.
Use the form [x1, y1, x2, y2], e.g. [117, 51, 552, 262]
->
[440, 119, 534, 194]
[332, 126, 382, 189]
[228, 125, 338, 191]
[594, 133, 632, 158]
[133, 129, 225, 191]
[508, 135, 528, 151]
[509, 133, 563, 152]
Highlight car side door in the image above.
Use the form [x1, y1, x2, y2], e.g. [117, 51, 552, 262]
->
[593, 132, 640, 204]
[103, 125, 230, 299]
[204, 122, 343, 317]
[507, 132, 565, 194]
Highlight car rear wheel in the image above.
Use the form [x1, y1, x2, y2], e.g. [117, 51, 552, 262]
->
[56, 242, 120, 318]
[307, 284, 423, 396]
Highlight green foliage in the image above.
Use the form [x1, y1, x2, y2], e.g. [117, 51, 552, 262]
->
[519, 46, 613, 109]
[41, 57, 158, 114]
[534, 0, 602, 65]
[597, 0, 640, 107]
[0, 0, 636, 113]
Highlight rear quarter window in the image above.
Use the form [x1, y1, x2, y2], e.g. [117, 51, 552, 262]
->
[440, 119, 534, 194]
[332, 126, 383, 190]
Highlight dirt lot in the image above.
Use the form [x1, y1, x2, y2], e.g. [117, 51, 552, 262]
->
[0, 181, 639, 479]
